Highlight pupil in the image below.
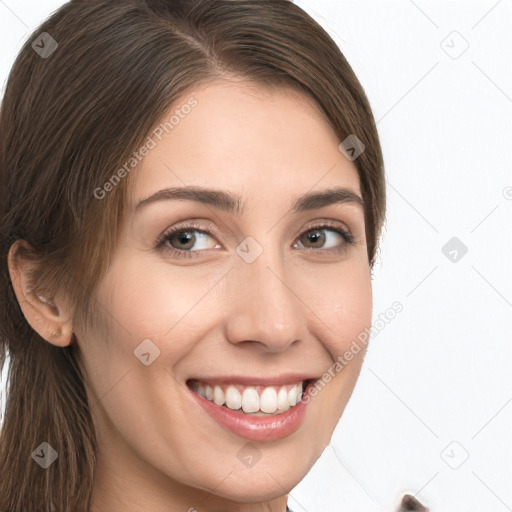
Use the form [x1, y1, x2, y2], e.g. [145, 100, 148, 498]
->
[175, 231, 194, 249]
[307, 229, 324, 247]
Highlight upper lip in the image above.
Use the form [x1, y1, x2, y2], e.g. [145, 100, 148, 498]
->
[187, 374, 319, 387]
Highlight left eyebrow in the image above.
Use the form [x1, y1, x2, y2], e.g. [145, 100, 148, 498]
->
[291, 186, 365, 214]
[134, 185, 364, 216]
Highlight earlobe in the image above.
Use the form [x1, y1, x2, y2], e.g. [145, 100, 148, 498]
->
[7, 241, 75, 347]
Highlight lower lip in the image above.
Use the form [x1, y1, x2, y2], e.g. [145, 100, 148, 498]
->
[188, 381, 315, 442]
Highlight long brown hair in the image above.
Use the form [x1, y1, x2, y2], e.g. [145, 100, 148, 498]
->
[0, 1, 386, 510]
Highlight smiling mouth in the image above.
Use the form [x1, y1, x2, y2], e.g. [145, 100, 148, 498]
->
[186, 379, 314, 416]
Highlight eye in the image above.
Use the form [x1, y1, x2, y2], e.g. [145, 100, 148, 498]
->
[293, 223, 354, 252]
[155, 220, 355, 259]
[155, 221, 220, 259]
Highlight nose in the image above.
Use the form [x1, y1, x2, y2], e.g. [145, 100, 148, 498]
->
[224, 242, 308, 353]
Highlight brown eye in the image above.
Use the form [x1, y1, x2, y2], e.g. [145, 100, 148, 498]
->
[155, 221, 221, 259]
[155, 221, 355, 260]
[167, 229, 198, 251]
[299, 228, 326, 249]
[295, 225, 354, 251]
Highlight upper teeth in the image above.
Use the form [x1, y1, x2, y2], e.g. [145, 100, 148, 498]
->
[190, 381, 305, 414]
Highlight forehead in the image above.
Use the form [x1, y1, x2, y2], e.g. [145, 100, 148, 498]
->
[128, 79, 361, 210]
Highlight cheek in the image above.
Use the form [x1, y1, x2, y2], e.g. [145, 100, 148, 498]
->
[81, 257, 232, 412]
[304, 260, 372, 426]
[305, 258, 373, 356]
[97, 251, 372, 361]
[98, 257, 211, 340]
[76, 259, 196, 393]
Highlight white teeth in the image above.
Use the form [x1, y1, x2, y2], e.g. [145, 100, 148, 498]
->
[287, 386, 296, 406]
[277, 387, 289, 411]
[241, 387, 260, 413]
[191, 380, 308, 414]
[225, 386, 242, 410]
[288, 382, 303, 406]
[213, 385, 225, 406]
[259, 387, 278, 413]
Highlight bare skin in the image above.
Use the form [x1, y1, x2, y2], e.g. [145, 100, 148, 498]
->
[9, 78, 373, 512]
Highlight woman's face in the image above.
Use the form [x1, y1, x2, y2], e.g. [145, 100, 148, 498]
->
[79, 78, 373, 510]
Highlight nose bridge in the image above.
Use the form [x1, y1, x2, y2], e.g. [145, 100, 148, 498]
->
[225, 235, 305, 351]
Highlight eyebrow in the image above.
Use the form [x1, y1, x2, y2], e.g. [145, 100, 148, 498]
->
[135, 185, 364, 215]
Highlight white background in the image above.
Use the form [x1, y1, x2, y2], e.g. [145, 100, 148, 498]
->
[1, 1, 511, 511]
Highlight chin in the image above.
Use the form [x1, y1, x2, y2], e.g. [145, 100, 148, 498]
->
[186, 438, 321, 503]
[198, 467, 303, 503]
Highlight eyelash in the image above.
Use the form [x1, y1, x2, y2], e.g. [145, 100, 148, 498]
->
[155, 220, 355, 259]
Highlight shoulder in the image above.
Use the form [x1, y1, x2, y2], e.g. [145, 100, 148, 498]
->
[286, 493, 429, 512]
[397, 493, 429, 511]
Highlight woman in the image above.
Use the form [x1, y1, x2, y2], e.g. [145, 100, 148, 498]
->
[0, 0, 427, 510]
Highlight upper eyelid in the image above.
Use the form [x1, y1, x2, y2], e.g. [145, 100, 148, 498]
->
[290, 219, 351, 239]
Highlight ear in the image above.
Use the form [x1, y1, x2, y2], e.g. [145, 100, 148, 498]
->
[7, 240, 75, 347]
